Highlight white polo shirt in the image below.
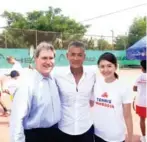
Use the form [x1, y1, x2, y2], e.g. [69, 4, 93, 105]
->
[55, 67, 95, 135]
[3, 78, 20, 96]
[93, 77, 133, 142]
[134, 73, 147, 107]
[11, 61, 22, 72]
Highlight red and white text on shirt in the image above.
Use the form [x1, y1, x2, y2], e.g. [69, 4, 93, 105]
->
[96, 97, 114, 108]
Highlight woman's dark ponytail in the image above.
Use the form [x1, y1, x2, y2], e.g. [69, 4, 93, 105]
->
[114, 72, 119, 79]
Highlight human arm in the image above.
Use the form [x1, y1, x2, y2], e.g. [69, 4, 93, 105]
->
[133, 75, 140, 92]
[89, 98, 94, 107]
[133, 86, 137, 92]
[10, 84, 32, 142]
[89, 72, 96, 107]
[123, 103, 133, 142]
[122, 86, 133, 142]
[89, 87, 94, 107]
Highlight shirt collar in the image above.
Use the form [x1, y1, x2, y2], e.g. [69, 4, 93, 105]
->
[34, 69, 53, 81]
[66, 66, 87, 76]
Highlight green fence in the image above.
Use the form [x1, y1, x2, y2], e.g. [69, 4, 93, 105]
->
[0, 49, 139, 68]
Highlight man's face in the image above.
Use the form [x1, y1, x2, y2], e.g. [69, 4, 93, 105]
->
[66, 46, 85, 68]
[35, 49, 55, 77]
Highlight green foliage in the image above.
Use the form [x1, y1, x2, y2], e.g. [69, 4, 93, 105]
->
[114, 16, 146, 50]
[97, 38, 112, 50]
[128, 16, 146, 47]
[114, 35, 128, 50]
[0, 7, 89, 48]
[0, 11, 146, 50]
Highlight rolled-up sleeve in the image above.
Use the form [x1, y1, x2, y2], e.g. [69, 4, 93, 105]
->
[10, 84, 32, 142]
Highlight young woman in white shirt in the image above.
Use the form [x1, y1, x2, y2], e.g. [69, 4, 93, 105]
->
[93, 52, 133, 142]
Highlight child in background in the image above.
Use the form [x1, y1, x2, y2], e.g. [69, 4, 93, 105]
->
[133, 60, 146, 142]
[0, 75, 10, 116]
[0, 89, 9, 115]
[2, 70, 20, 100]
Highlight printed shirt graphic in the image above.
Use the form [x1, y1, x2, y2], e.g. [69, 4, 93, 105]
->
[135, 73, 147, 107]
[93, 77, 133, 142]
[95, 92, 114, 109]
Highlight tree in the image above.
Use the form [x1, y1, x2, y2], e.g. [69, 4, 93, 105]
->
[128, 16, 146, 47]
[97, 38, 112, 50]
[114, 35, 128, 50]
[0, 7, 89, 48]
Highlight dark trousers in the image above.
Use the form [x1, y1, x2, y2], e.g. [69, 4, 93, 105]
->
[94, 135, 125, 142]
[24, 124, 59, 142]
[58, 125, 94, 142]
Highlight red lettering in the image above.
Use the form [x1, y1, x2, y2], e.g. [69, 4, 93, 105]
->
[96, 102, 114, 109]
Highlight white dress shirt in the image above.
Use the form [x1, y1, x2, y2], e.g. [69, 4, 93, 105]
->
[55, 67, 95, 135]
[10, 69, 61, 142]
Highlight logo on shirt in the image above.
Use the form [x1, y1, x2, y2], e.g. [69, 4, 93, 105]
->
[101, 92, 108, 98]
[96, 92, 114, 108]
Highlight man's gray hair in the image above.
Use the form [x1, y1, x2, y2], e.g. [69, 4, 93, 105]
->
[68, 41, 86, 51]
[35, 42, 55, 58]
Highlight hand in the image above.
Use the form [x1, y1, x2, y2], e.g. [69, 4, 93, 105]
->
[89, 100, 94, 107]
[125, 135, 133, 142]
[3, 89, 10, 95]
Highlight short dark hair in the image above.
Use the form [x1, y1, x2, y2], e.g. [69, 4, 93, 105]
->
[10, 70, 20, 78]
[97, 52, 119, 79]
[140, 60, 146, 71]
[68, 41, 86, 51]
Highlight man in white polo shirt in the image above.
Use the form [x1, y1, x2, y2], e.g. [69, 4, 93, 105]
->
[55, 41, 95, 142]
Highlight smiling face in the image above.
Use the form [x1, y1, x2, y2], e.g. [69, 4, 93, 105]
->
[98, 60, 117, 80]
[66, 46, 85, 69]
[35, 49, 55, 77]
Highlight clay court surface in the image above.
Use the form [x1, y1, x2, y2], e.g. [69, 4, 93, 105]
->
[0, 68, 143, 142]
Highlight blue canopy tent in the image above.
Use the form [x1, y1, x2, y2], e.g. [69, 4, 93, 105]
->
[126, 36, 146, 60]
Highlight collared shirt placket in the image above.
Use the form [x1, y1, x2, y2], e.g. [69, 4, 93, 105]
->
[74, 73, 86, 134]
[74, 91, 78, 134]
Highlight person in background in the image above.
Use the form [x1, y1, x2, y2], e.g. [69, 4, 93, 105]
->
[2, 70, 20, 101]
[93, 52, 133, 142]
[55, 41, 95, 142]
[28, 64, 34, 70]
[0, 75, 10, 116]
[0, 90, 9, 116]
[133, 60, 146, 142]
[10, 42, 61, 142]
[6, 56, 22, 73]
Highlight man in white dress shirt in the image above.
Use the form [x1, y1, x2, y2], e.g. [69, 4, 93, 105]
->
[10, 42, 61, 142]
[55, 41, 95, 142]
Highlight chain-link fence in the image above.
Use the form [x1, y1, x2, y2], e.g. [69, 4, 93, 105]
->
[0, 27, 62, 48]
[0, 27, 127, 50]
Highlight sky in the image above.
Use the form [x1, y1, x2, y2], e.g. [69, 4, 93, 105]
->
[0, 0, 146, 37]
